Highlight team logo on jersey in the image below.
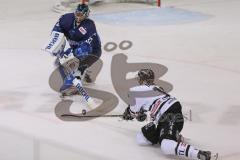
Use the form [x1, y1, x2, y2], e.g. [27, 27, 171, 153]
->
[79, 27, 87, 35]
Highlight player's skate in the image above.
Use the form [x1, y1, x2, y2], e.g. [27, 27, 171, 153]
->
[60, 86, 78, 98]
[197, 150, 211, 160]
[84, 72, 92, 83]
[176, 134, 185, 143]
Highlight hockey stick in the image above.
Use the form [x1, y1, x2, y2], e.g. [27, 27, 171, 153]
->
[61, 114, 123, 118]
[153, 86, 170, 96]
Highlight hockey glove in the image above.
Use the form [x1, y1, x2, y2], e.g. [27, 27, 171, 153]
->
[123, 106, 135, 120]
[74, 42, 92, 59]
[136, 108, 147, 122]
[43, 31, 66, 57]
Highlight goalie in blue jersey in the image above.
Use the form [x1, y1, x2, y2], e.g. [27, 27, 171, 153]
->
[43, 3, 101, 107]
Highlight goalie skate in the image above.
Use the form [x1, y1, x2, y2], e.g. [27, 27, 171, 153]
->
[60, 86, 79, 98]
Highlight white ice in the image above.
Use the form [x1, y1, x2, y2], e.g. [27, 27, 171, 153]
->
[0, 0, 240, 160]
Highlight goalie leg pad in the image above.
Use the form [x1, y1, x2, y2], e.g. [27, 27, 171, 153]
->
[60, 74, 75, 92]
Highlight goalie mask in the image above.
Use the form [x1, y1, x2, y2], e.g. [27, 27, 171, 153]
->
[75, 4, 90, 23]
[137, 69, 155, 85]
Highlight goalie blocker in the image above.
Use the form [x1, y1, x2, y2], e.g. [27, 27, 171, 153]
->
[43, 31, 66, 57]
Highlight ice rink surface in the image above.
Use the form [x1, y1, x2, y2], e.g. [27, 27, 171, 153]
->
[0, 0, 240, 159]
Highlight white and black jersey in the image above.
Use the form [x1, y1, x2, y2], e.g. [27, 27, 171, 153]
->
[129, 85, 178, 123]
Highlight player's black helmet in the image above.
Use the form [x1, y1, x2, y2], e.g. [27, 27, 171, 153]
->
[75, 4, 90, 18]
[137, 69, 155, 85]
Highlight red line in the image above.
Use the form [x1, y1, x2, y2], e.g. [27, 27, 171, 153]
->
[158, 0, 161, 7]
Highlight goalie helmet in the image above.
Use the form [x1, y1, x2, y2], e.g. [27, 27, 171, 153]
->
[75, 4, 90, 22]
[137, 68, 155, 85]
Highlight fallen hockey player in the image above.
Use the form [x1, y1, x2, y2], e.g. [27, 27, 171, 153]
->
[122, 68, 218, 160]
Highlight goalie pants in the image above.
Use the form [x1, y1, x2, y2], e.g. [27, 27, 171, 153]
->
[78, 52, 101, 74]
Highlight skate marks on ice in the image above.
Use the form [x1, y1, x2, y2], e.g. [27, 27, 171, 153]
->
[0, 91, 27, 110]
[220, 152, 240, 160]
[92, 7, 212, 26]
[0, 126, 114, 160]
[217, 105, 240, 125]
[181, 102, 216, 123]
[162, 153, 218, 160]
[182, 102, 240, 125]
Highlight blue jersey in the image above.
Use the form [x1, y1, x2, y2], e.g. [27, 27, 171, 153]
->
[52, 13, 101, 57]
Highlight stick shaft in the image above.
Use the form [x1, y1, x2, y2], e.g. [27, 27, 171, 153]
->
[61, 114, 123, 118]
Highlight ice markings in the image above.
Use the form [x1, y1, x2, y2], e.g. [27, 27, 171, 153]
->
[92, 7, 212, 26]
